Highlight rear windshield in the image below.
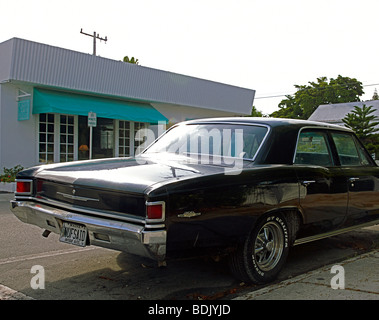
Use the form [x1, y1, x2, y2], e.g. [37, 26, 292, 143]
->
[144, 123, 268, 161]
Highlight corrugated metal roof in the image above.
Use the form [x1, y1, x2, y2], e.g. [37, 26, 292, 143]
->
[309, 100, 379, 125]
[0, 38, 255, 115]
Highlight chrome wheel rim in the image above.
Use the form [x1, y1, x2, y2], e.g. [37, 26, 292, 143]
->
[253, 221, 284, 272]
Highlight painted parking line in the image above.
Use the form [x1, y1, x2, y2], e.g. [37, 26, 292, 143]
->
[0, 246, 100, 300]
[0, 246, 98, 266]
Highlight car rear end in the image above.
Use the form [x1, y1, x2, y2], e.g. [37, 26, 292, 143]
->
[10, 176, 167, 261]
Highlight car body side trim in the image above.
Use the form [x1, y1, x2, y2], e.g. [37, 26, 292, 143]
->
[294, 219, 379, 246]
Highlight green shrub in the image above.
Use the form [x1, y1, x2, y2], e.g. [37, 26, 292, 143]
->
[0, 165, 24, 183]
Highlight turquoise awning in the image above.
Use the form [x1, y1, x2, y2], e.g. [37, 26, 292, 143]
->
[33, 88, 168, 124]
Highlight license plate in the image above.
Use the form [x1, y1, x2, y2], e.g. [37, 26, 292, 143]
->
[59, 222, 87, 247]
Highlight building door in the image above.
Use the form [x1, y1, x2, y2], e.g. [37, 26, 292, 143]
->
[59, 115, 75, 162]
[78, 116, 115, 160]
[38, 113, 77, 164]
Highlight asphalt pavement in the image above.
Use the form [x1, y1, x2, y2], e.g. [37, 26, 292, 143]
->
[2, 248, 378, 300]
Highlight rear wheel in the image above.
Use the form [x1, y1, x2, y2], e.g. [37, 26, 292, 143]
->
[229, 213, 290, 284]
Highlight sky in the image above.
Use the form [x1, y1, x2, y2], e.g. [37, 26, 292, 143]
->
[1, 0, 378, 115]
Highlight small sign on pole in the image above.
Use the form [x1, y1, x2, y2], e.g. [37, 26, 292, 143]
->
[88, 112, 97, 127]
[88, 112, 96, 160]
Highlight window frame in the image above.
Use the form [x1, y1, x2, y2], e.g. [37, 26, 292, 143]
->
[293, 129, 335, 167]
[38, 113, 78, 164]
[59, 114, 76, 162]
[330, 131, 376, 167]
[38, 113, 56, 164]
[117, 120, 148, 157]
[293, 127, 376, 168]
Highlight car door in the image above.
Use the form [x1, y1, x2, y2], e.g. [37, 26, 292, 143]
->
[330, 131, 379, 226]
[294, 129, 348, 235]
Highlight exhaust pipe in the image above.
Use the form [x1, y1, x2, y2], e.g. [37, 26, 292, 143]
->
[42, 230, 51, 238]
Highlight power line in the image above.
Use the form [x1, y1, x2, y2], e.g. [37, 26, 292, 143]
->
[255, 93, 294, 100]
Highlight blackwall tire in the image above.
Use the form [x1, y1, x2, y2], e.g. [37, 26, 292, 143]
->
[229, 213, 290, 284]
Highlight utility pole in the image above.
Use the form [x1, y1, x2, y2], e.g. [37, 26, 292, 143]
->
[80, 29, 108, 55]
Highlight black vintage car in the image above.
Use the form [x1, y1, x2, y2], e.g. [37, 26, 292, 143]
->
[10, 118, 379, 284]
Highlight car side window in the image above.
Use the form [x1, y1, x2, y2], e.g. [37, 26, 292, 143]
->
[294, 131, 333, 166]
[331, 132, 372, 166]
[356, 143, 372, 166]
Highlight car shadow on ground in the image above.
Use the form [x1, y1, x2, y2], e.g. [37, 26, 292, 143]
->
[20, 227, 379, 300]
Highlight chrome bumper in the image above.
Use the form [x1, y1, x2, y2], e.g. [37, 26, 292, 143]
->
[10, 200, 166, 261]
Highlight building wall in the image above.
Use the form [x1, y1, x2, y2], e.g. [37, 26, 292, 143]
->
[0, 83, 37, 169]
[151, 102, 240, 126]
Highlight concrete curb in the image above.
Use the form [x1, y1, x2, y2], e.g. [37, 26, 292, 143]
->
[0, 182, 15, 193]
[234, 249, 379, 300]
[0, 284, 34, 300]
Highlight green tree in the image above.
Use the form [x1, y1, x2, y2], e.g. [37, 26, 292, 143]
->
[342, 104, 379, 155]
[271, 75, 364, 119]
[250, 105, 263, 117]
[123, 56, 139, 65]
[372, 88, 379, 100]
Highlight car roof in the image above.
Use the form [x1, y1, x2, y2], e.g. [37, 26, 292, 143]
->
[182, 117, 353, 132]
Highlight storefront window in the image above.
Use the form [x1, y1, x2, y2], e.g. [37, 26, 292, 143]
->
[38, 114, 148, 163]
[118, 121, 147, 157]
[60, 115, 75, 162]
[118, 120, 131, 157]
[39, 113, 55, 163]
[78, 116, 89, 160]
[78, 116, 115, 160]
[93, 117, 114, 159]
[134, 122, 147, 154]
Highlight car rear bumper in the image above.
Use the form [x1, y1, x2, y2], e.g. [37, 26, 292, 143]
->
[10, 200, 166, 261]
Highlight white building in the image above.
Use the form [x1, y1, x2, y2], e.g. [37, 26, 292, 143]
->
[0, 38, 255, 169]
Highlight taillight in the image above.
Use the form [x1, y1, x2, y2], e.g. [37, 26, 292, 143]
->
[36, 179, 44, 193]
[16, 179, 33, 195]
[146, 201, 165, 222]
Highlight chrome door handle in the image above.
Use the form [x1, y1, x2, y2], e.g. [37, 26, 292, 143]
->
[301, 180, 316, 187]
[349, 177, 360, 187]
